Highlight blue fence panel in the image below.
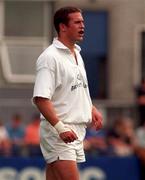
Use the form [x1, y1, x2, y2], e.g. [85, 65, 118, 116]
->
[0, 156, 141, 180]
[79, 155, 141, 180]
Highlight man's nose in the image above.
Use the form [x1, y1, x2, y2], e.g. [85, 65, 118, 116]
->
[81, 22, 85, 28]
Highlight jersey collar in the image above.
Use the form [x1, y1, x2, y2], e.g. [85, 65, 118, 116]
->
[53, 37, 81, 52]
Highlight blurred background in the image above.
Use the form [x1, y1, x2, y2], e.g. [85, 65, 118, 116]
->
[0, 0, 145, 179]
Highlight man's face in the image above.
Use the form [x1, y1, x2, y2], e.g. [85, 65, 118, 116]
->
[64, 12, 85, 43]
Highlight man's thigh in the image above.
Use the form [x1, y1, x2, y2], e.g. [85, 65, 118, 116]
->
[46, 164, 59, 180]
[46, 160, 80, 180]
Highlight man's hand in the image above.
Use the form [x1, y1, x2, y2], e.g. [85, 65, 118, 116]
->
[92, 106, 103, 130]
[59, 129, 78, 144]
[54, 121, 78, 143]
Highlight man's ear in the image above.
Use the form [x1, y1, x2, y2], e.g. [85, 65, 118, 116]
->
[59, 23, 67, 32]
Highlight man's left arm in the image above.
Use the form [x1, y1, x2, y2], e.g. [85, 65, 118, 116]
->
[92, 105, 103, 130]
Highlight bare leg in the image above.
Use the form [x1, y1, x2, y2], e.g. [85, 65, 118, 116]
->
[46, 160, 79, 180]
[46, 164, 59, 180]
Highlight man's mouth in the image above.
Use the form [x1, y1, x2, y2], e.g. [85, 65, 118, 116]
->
[78, 30, 84, 36]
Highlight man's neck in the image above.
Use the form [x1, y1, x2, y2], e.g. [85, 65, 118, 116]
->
[57, 36, 78, 64]
[58, 37, 75, 53]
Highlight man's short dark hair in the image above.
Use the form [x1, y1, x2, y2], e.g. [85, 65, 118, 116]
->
[54, 6, 82, 34]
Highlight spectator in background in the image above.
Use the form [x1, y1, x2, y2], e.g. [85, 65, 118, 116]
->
[24, 114, 41, 156]
[84, 124, 108, 156]
[134, 122, 145, 180]
[136, 78, 145, 126]
[106, 117, 137, 156]
[134, 78, 145, 179]
[136, 122, 145, 148]
[0, 120, 11, 156]
[106, 116, 145, 179]
[7, 113, 25, 156]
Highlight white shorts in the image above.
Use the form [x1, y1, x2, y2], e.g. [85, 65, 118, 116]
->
[39, 119, 86, 164]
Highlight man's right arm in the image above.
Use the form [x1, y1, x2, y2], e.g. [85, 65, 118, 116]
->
[34, 97, 59, 126]
[34, 97, 78, 143]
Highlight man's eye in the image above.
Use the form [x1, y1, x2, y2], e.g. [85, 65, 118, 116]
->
[74, 21, 80, 23]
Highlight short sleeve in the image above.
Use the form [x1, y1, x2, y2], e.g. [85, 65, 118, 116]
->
[33, 52, 61, 100]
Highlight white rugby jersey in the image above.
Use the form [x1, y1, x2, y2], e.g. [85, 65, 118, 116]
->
[33, 38, 92, 124]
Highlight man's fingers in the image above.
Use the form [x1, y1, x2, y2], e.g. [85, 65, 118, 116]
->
[94, 118, 103, 130]
[95, 122, 102, 130]
[60, 130, 78, 143]
[71, 130, 78, 139]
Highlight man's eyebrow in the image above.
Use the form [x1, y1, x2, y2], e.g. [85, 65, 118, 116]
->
[74, 19, 84, 22]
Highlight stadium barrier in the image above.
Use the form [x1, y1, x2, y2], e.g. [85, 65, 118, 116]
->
[0, 155, 141, 180]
